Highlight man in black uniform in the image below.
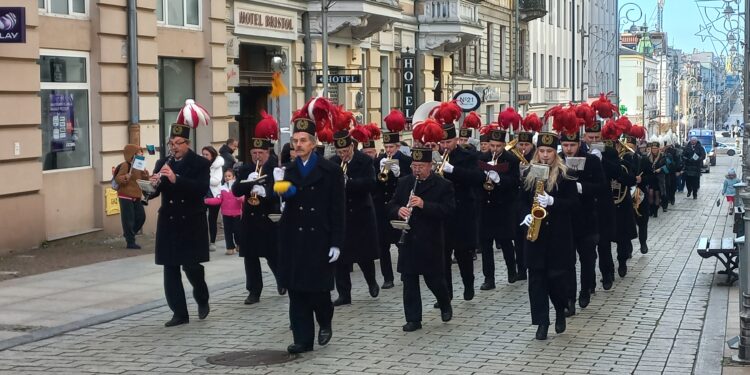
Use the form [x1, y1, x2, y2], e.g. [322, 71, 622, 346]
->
[478, 128, 521, 289]
[374, 130, 412, 289]
[628, 136, 651, 255]
[388, 147, 455, 332]
[275, 117, 346, 354]
[438, 123, 486, 301]
[683, 136, 706, 199]
[232, 135, 284, 305]
[559, 131, 605, 311]
[330, 130, 381, 306]
[149, 123, 211, 327]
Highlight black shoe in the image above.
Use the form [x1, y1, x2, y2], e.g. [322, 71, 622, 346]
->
[564, 299, 576, 317]
[368, 283, 380, 298]
[670, 198, 675, 205]
[402, 322, 422, 332]
[277, 287, 287, 296]
[318, 328, 332, 345]
[515, 272, 527, 281]
[640, 244, 649, 254]
[579, 292, 590, 308]
[662, 207, 667, 213]
[555, 314, 566, 334]
[535, 324, 549, 340]
[164, 316, 189, 327]
[382, 280, 395, 289]
[244, 293, 260, 305]
[433, 301, 441, 309]
[687, 192, 692, 198]
[508, 269, 518, 284]
[693, 194, 697, 199]
[198, 304, 210, 320]
[333, 297, 351, 306]
[463, 287, 474, 301]
[602, 276, 613, 291]
[480, 282, 495, 290]
[618, 263, 628, 278]
[287, 343, 313, 354]
[126, 243, 141, 249]
[441, 304, 453, 322]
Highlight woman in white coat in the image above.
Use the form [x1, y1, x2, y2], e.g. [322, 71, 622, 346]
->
[201, 146, 225, 251]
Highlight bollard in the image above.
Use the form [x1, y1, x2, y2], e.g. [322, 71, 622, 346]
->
[734, 189, 750, 362]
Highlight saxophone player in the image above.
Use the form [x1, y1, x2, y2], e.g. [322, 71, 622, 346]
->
[387, 146, 455, 332]
[519, 132, 579, 340]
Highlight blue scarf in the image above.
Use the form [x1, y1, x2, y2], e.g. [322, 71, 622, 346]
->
[296, 152, 318, 178]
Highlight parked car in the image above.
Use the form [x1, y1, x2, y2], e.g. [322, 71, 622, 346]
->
[715, 142, 738, 156]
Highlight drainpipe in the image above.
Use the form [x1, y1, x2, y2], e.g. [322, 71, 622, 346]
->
[571, 0, 575, 102]
[511, 0, 519, 109]
[414, 1, 421, 105]
[127, 0, 139, 145]
[303, 12, 313, 100]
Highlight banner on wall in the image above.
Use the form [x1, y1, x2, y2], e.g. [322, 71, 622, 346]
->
[49, 93, 77, 152]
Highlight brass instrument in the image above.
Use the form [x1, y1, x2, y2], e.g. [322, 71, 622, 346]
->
[618, 139, 635, 158]
[247, 160, 263, 206]
[397, 177, 420, 245]
[526, 179, 548, 242]
[436, 150, 450, 176]
[505, 139, 529, 166]
[378, 155, 393, 182]
[483, 152, 499, 191]
[341, 159, 348, 176]
[612, 164, 629, 204]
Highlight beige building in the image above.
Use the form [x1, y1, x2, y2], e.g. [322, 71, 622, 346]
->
[0, 0, 228, 252]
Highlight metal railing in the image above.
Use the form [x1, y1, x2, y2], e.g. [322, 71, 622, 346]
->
[421, 0, 479, 25]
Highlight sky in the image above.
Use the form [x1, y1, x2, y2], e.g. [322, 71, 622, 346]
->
[619, 0, 744, 56]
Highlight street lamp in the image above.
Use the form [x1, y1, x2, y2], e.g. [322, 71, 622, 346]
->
[617, 2, 645, 105]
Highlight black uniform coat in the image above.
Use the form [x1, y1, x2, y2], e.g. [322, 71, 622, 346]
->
[330, 150, 379, 263]
[151, 149, 211, 266]
[519, 172, 579, 271]
[373, 151, 412, 246]
[277, 154, 346, 292]
[560, 150, 605, 240]
[443, 145, 485, 249]
[478, 150, 520, 240]
[388, 173, 456, 275]
[601, 149, 638, 241]
[682, 141, 706, 177]
[646, 152, 666, 191]
[232, 157, 279, 258]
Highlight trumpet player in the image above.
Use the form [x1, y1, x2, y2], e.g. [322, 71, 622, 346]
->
[374, 131, 412, 289]
[387, 147, 455, 332]
[478, 129, 521, 289]
[519, 133, 579, 340]
[330, 130, 381, 306]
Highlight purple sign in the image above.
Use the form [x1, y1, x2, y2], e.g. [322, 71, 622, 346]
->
[0, 7, 25, 43]
[49, 93, 77, 152]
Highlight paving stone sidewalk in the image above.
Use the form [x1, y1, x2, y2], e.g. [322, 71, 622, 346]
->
[0, 154, 744, 374]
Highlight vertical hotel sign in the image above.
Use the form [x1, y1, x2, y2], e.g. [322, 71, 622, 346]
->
[0, 7, 25, 43]
[401, 53, 416, 123]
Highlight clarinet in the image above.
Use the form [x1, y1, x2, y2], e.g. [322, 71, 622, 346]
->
[154, 151, 175, 187]
[397, 177, 420, 246]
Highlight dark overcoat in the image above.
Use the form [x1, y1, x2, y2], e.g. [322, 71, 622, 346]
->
[561, 151, 605, 240]
[373, 151, 412, 246]
[601, 150, 638, 241]
[152, 150, 211, 266]
[388, 173, 455, 275]
[277, 154, 346, 292]
[443, 145, 485, 250]
[682, 141, 706, 177]
[478, 150, 520, 240]
[232, 157, 279, 258]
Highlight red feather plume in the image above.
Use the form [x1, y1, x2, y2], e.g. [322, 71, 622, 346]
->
[431, 100, 462, 125]
[550, 106, 581, 136]
[601, 119, 621, 140]
[419, 118, 445, 144]
[479, 123, 500, 136]
[349, 126, 371, 143]
[614, 116, 633, 134]
[302, 97, 336, 133]
[383, 109, 406, 133]
[498, 107, 522, 131]
[575, 102, 596, 130]
[463, 111, 482, 129]
[333, 107, 355, 132]
[591, 92, 619, 119]
[522, 113, 543, 133]
[412, 122, 425, 145]
[364, 123, 381, 140]
[628, 124, 646, 139]
[255, 111, 279, 140]
[317, 126, 334, 143]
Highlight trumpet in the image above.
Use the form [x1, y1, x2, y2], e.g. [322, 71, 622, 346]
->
[505, 139, 528, 166]
[247, 160, 263, 206]
[397, 177, 419, 246]
[618, 139, 635, 158]
[435, 150, 450, 176]
[341, 159, 348, 176]
[483, 152, 499, 191]
[526, 178, 548, 242]
[378, 155, 393, 182]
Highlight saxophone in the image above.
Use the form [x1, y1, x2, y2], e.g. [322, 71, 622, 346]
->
[526, 179, 548, 242]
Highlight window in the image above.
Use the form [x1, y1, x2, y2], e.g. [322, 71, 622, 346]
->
[557, 57, 561, 87]
[456, 47, 467, 73]
[157, 0, 200, 28]
[549, 55, 553, 88]
[540, 54, 545, 88]
[474, 40, 480, 75]
[159, 58, 195, 154]
[499, 26, 505, 76]
[519, 30, 526, 77]
[40, 51, 91, 171]
[487, 23, 493, 76]
[38, 0, 87, 16]
[557, 0, 561, 26]
[532, 53, 537, 87]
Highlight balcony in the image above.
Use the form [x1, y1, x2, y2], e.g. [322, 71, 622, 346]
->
[418, 0, 483, 53]
[519, 0, 547, 22]
[544, 88, 569, 103]
[308, 0, 402, 41]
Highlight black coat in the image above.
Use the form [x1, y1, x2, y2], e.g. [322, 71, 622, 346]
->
[388, 173, 455, 275]
[646, 152, 666, 190]
[560, 151, 605, 240]
[682, 142, 706, 177]
[443, 146, 485, 249]
[373, 151, 412, 246]
[232, 158, 279, 259]
[219, 144, 236, 173]
[152, 150, 211, 266]
[602, 150, 638, 241]
[478, 150, 520, 240]
[330, 150, 379, 263]
[277, 154, 346, 292]
[520, 172, 579, 271]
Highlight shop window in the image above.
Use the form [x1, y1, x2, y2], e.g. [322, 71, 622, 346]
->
[156, 0, 200, 28]
[159, 58, 195, 155]
[38, 0, 87, 17]
[40, 52, 91, 171]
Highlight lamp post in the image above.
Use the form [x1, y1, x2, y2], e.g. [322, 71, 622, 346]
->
[617, 2, 645, 106]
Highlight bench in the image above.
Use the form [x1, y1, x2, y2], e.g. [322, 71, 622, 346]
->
[696, 237, 739, 286]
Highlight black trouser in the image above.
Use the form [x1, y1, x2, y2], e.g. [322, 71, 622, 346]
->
[635, 208, 649, 248]
[597, 236, 614, 283]
[514, 228, 527, 276]
[480, 236, 515, 284]
[288, 290, 333, 347]
[379, 242, 394, 283]
[207, 205, 220, 243]
[335, 260, 377, 300]
[401, 273, 451, 323]
[616, 240, 633, 263]
[528, 268, 568, 326]
[163, 264, 209, 319]
[222, 215, 240, 250]
[443, 246, 474, 299]
[666, 173, 677, 202]
[119, 198, 145, 246]
[244, 254, 280, 297]
[685, 175, 700, 197]
[568, 234, 598, 300]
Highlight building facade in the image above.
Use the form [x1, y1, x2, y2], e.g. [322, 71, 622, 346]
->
[585, 0, 617, 99]
[619, 47, 658, 132]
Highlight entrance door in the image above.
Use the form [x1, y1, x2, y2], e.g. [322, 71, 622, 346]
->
[237, 86, 270, 163]
[158, 58, 195, 156]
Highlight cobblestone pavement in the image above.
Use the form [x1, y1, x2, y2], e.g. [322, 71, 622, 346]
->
[0, 155, 741, 374]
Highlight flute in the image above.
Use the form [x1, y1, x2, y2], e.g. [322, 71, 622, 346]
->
[397, 177, 420, 246]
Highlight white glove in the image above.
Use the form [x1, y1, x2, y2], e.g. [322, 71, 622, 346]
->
[390, 163, 401, 177]
[248, 172, 259, 181]
[273, 167, 285, 182]
[536, 192, 554, 207]
[576, 182, 583, 195]
[251, 185, 267, 197]
[328, 247, 340, 263]
[442, 162, 454, 174]
[520, 214, 533, 227]
[379, 158, 388, 168]
[486, 170, 500, 183]
[280, 202, 286, 212]
[591, 148, 603, 160]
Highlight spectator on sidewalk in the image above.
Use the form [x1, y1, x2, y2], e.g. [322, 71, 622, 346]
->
[682, 137, 706, 199]
[202, 146, 224, 252]
[723, 168, 741, 215]
[219, 138, 238, 173]
[114, 144, 150, 249]
[204, 169, 243, 255]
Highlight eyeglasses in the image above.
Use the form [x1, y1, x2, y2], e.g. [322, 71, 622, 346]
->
[168, 140, 187, 148]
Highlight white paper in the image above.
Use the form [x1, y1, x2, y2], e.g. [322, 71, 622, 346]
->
[692, 153, 699, 161]
[528, 163, 550, 180]
[132, 155, 146, 171]
[137, 179, 156, 194]
[390, 220, 411, 230]
[590, 142, 605, 153]
[565, 157, 586, 171]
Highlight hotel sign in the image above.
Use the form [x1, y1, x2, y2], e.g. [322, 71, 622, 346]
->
[402, 53, 416, 122]
[234, 5, 297, 40]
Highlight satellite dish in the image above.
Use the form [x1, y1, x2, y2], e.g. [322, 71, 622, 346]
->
[412, 101, 440, 125]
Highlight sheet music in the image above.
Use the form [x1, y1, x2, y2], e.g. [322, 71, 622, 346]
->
[137, 180, 156, 194]
[565, 157, 586, 171]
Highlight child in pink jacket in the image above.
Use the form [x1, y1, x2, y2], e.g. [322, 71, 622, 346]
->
[205, 169, 244, 255]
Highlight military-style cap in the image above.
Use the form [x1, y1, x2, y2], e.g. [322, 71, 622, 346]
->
[333, 130, 353, 149]
[479, 134, 490, 143]
[517, 131, 533, 143]
[170, 124, 191, 139]
[292, 118, 316, 136]
[586, 120, 602, 133]
[250, 138, 272, 150]
[459, 128, 472, 138]
[382, 132, 400, 144]
[560, 132, 580, 143]
[442, 123, 457, 140]
[410, 147, 433, 163]
[361, 140, 376, 149]
[536, 132, 560, 149]
[489, 129, 507, 143]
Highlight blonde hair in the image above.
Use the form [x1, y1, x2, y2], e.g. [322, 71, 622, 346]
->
[523, 150, 575, 192]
